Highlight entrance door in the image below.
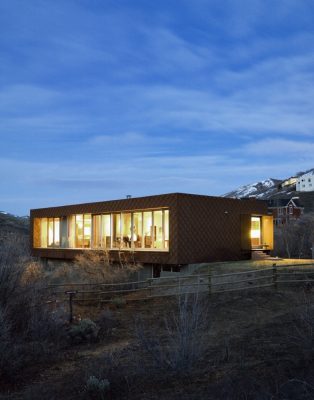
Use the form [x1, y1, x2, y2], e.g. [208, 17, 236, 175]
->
[251, 217, 261, 248]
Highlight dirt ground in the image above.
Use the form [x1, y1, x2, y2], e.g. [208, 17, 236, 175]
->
[2, 260, 314, 400]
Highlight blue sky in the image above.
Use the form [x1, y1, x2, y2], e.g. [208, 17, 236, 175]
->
[1, 0, 314, 215]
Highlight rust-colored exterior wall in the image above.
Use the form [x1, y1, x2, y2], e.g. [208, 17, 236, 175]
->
[176, 194, 269, 263]
[30, 193, 271, 265]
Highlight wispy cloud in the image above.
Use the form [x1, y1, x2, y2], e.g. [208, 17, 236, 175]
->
[243, 139, 314, 156]
[1, 0, 314, 214]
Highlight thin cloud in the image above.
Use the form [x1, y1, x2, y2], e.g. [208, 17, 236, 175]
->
[1, 0, 314, 214]
[88, 132, 182, 147]
[243, 139, 314, 156]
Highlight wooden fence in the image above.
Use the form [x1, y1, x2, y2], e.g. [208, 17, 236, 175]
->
[45, 262, 314, 306]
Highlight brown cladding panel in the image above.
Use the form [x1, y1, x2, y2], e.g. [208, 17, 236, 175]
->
[241, 214, 251, 251]
[31, 248, 174, 264]
[31, 193, 177, 218]
[176, 194, 269, 264]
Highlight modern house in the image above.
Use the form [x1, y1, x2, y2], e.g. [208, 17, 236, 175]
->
[30, 193, 274, 277]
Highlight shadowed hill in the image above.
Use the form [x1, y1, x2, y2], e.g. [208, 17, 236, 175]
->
[0, 211, 29, 238]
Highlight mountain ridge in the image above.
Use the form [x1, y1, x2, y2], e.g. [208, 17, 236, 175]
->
[0, 211, 29, 237]
[223, 168, 314, 200]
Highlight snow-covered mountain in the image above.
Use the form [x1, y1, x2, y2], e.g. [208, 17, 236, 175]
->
[224, 168, 314, 200]
[223, 178, 282, 199]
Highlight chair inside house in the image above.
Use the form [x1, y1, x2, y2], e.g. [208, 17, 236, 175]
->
[134, 235, 142, 248]
[144, 236, 152, 248]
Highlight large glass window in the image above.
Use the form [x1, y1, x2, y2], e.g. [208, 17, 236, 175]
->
[54, 218, 60, 246]
[92, 215, 102, 248]
[83, 214, 91, 248]
[75, 214, 91, 248]
[153, 210, 163, 249]
[75, 215, 84, 248]
[102, 214, 111, 248]
[33, 217, 61, 248]
[40, 218, 48, 248]
[164, 210, 169, 249]
[251, 217, 261, 247]
[68, 215, 75, 248]
[133, 212, 142, 248]
[60, 217, 68, 248]
[143, 211, 153, 248]
[112, 214, 121, 248]
[33, 208, 169, 251]
[121, 213, 132, 248]
[48, 218, 54, 247]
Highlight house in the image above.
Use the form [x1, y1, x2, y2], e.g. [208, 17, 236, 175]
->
[278, 177, 297, 190]
[30, 193, 273, 278]
[268, 197, 304, 225]
[296, 171, 314, 192]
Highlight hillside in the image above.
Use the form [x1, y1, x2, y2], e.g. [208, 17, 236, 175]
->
[0, 211, 29, 237]
[224, 168, 314, 203]
[223, 178, 282, 199]
[3, 260, 314, 400]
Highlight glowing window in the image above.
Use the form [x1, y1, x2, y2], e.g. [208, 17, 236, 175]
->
[112, 214, 121, 248]
[83, 214, 91, 248]
[153, 210, 163, 249]
[143, 211, 153, 248]
[133, 212, 143, 248]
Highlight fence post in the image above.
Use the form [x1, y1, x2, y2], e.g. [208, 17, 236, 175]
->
[208, 268, 212, 296]
[272, 263, 277, 290]
[65, 290, 77, 323]
[147, 278, 152, 298]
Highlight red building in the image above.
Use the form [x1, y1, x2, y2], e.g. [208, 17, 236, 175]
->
[268, 197, 304, 225]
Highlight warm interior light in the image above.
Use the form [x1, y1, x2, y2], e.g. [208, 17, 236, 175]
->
[251, 229, 260, 238]
[35, 209, 170, 250]
[251, 217, 261, 240]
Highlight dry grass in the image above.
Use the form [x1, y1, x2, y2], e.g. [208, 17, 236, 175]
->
[197, 258, 314, 276]
[4, 259, 314, 399]
[4, 286, 314, 399]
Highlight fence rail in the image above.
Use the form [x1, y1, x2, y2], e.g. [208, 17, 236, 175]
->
[45, 262, 314, 305]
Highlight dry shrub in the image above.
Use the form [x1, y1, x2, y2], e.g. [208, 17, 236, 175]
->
[0, 234, 28, 307]
[289, 292, 314, 365]
[68, 318, 100, 344]
[22, 260, 44, 284]
[136, 292, 210, 373]
[74, 250, 142, 283]
[0, 233, 67, 383]
[274, 212, 314, 258]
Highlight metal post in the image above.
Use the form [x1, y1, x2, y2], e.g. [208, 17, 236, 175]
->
[65, 290, 77, 323]
[272, 263, 277, 290]
[208, 268, 212, 296]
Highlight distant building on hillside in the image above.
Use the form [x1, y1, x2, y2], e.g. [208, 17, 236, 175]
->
[268, 197, 304, 225]
[296, 171, 314, 192]
[278, 176, 297, 190]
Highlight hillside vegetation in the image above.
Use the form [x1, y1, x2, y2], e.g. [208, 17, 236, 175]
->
[0, 212, 29, 237]
[1, 239, 314, 400]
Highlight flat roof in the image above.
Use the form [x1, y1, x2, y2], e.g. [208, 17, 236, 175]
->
[30, 192, 267, 213]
